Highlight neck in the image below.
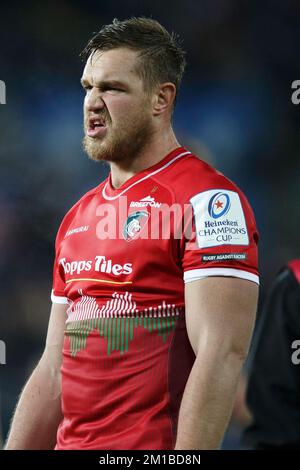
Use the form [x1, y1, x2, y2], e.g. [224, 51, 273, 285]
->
[110, 127, 180, 189]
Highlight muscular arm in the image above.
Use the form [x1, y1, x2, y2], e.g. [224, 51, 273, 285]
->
[175, 276, 258, 450]
[5, 302, 67, 450]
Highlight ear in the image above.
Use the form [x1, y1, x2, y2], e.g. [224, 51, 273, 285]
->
[152, 83, 176, 116]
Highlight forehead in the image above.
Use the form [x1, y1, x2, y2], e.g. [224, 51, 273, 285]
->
[82, 48, 141, 84]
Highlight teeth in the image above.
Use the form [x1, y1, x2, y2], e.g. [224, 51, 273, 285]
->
[88, 118, 106, 130]
[91, 120, 104, 127]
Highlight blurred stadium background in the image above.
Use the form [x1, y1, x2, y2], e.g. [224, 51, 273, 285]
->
[0, 0, 299, 449]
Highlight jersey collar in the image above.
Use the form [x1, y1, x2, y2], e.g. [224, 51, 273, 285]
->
[102, 146, 191, 200]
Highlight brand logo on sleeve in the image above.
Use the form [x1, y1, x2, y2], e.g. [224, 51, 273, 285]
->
[190, 189, 249, 248]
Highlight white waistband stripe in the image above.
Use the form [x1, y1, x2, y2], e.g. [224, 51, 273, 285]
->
[51, 290, 69, 304]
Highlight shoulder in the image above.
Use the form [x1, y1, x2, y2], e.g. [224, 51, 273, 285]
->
[269, 259, 300, 294]
[288, 259, 300, 285]
[169, 152, 251, 207]
[166, 153, 259, 245]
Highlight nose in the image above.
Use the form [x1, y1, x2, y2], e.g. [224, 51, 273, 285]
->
[84, 87, 105, 112]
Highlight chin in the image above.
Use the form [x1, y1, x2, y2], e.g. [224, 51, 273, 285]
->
[83, 136, 107, 161]
[87, 149, 109, 162]
[85, 143, 119, 163]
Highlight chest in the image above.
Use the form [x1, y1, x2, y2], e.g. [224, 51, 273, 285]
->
[58, 185, 182, 282]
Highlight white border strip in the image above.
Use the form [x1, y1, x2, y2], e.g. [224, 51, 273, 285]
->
[51, 290, 69, 304]
[184, 268, 259, 285]
[102, 151, 191, 200]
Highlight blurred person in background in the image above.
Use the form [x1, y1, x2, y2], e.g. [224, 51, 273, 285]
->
[243, 260, 300, 449]
[4, 17, 259, 450]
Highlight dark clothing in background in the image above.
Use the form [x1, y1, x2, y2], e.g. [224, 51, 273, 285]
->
[244, 260, 300, 449]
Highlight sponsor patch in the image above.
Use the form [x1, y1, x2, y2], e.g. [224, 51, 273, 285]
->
[202, 253, 247, 263]
[190, 189, 249, 248]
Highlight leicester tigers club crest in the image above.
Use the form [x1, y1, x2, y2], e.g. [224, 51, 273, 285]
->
[123, 211, 149, 241]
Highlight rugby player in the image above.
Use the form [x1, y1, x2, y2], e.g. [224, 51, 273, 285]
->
[5, 17, 259, 450]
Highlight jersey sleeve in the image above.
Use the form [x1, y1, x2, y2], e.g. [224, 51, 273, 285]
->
[181, 186, 259, 285]
[51, 223, 68, 305]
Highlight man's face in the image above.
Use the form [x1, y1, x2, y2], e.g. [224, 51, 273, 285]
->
[81, 48, 155, 163]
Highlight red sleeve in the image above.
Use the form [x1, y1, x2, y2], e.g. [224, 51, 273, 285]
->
[181, 186, 259, 285]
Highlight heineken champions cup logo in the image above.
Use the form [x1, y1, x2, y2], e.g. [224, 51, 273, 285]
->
[208, 192, 231, 219]
[123, 211, 149, 241]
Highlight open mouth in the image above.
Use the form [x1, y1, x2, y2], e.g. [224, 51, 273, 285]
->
[87, 117, 108, 138]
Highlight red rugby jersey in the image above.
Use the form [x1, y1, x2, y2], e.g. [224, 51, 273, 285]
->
[52, 146, 259, 450]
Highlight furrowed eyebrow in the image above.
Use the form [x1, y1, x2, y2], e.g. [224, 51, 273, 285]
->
[80, 78, 127, 89]
[80, 78, 89, 87]
[100, 80, 126, 89]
